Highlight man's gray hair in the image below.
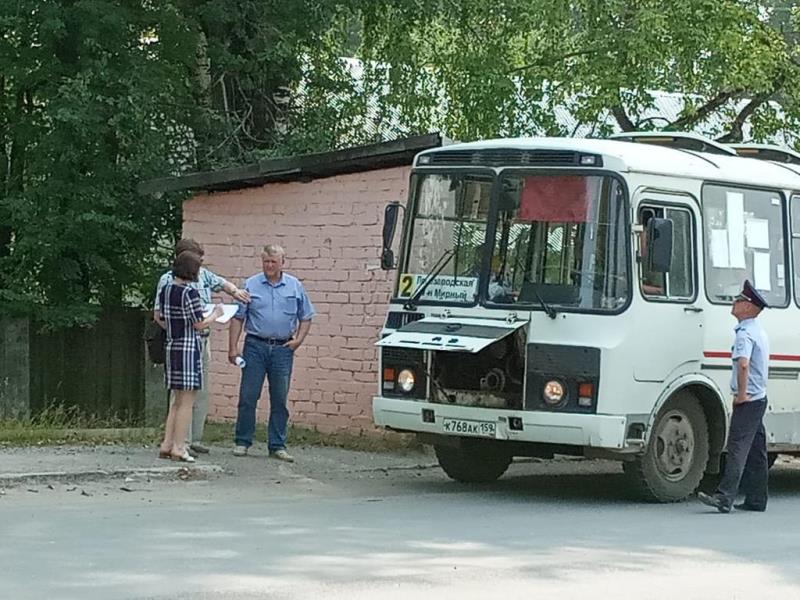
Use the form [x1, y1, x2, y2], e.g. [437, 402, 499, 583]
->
[262, 244, 285, 257]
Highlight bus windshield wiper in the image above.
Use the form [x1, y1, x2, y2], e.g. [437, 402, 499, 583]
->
[404, 249, 455, 311]
[534, 290, 557, 319]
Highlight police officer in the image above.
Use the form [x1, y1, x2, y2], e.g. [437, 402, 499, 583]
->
[698, 280, 770, 513]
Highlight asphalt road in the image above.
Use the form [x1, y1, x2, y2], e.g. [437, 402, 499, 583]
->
[2, 450, 800, 600]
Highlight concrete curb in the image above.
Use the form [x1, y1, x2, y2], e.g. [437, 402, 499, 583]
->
[0, 464, 224, 487]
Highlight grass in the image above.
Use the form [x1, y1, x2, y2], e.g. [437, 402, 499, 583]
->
[0, 405, 423, 454]
[0, 404, 158, 446]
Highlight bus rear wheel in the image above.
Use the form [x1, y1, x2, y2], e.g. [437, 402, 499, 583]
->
[624, 393, 709, 502]
[434, 440, 512, 483]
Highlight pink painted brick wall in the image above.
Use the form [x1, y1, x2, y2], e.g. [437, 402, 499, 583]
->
[182, 166, 410, 435]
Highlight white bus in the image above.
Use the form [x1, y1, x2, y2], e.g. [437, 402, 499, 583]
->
[373, 132, 800, 502]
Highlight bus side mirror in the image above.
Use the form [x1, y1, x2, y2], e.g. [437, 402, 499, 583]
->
[381, 202, 402, 270]
[646, 217, 673, 273]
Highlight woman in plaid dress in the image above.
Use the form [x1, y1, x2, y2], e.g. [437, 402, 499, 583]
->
[156, 251, 223, 462]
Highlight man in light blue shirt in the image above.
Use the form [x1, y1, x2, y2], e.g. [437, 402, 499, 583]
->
[154, 238, 251, 455]
[228, 244, 315, 462]
[699, 280, 770, 513]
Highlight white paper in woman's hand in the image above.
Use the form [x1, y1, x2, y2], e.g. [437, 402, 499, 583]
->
[203, 304, 239, 324]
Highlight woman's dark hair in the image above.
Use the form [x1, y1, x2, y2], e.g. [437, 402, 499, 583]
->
[172, 251, 202, 282]
[174, 238, 204, 258]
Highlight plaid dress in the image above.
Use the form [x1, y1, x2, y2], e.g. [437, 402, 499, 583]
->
[158, 283, 205, 390]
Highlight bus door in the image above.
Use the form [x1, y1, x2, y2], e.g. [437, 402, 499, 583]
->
[632, 193, 704, 382]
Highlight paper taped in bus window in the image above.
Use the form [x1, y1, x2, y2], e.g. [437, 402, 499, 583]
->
[710, 229, 729, 268]
[519, 176, 590, 222]
[745, 218, 770, 249]
[754, 252, 771, 292]
[726, 192, 746, 269]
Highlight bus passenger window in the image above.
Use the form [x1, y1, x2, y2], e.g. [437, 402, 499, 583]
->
[639, 205, 695, 301]
[791, 195, 800, 306]
[639, 209, 666, 297]
[702, 185, 786, 306]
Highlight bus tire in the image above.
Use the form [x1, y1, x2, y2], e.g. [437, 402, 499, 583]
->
[624, 392, 709, 502]
[434, 440, 512, 483]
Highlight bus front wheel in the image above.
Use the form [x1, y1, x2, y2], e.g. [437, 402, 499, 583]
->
[434, 440, 512, 483]
[624, 393, 709, 502]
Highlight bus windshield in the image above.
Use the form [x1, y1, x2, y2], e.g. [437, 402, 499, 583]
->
[487, 173, 629, 312]
[397, 173, 492, 304]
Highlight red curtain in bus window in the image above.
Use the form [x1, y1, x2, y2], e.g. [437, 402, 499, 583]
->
[518, 175, 591, 222]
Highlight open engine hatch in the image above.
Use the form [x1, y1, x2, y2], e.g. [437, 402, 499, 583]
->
[376, 317, 527, 353]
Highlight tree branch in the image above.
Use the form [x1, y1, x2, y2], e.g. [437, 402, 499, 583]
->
[634, 115, 671, 128]
[715, 94, 769, 143]
[611, 105, 635, 131]
[666, 89, 743, 131]
[508, 48, 610, 75]
[716, 73, 786, 143]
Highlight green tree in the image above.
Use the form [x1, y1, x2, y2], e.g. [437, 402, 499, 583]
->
[0, 1, 367, 327]
[175, 0, 370, 167]
[0, 1, 197, 326]
[356, 0, 800, 145]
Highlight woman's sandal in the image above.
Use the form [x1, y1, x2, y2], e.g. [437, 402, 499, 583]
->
[169, 450, 196, 463]
[158, 449, 171, 459]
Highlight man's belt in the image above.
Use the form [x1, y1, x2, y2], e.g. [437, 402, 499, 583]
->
[247, 334, 292, 345]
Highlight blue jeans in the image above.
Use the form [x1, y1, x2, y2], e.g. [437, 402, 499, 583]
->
[234, 337, 294, 452]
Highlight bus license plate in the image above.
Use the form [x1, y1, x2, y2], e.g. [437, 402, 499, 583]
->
[442, 418, 496, 438]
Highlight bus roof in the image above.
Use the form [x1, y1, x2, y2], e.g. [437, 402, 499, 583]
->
[416, 137, 800, 191]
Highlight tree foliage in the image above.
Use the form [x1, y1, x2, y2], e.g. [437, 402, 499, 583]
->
[174, 0, 362, 167]
[0, 0, 360, 327]
[1, 1, 197, 325]
[357, 0, 800, 144]
[3, 1, 800, 328]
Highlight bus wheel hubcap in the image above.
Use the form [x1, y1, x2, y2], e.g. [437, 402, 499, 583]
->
[654, 410, 695, 482]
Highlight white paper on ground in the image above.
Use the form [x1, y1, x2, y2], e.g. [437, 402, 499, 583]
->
[726, 192, 746, 269]
[753, 252, 771, 292]
[203, 303, 239, 323]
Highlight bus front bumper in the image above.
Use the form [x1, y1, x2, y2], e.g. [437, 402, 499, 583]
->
[373, 397, 628, 450]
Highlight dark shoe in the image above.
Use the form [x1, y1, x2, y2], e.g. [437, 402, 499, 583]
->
[697, 491, 731, 513]
[734, 502, 766, 512]
[189, 443, 210, 454]
[186, 446, 199, 458]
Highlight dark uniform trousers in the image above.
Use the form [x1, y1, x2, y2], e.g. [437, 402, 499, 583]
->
[716, 398, 768, 509]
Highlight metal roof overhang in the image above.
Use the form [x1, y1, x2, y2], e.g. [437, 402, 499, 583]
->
[137, 133, 443, 195]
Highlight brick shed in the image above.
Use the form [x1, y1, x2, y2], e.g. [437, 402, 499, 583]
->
[140, 134, 443, 435]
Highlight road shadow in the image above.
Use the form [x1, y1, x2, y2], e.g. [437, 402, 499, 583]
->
[380, 460, 800, 506]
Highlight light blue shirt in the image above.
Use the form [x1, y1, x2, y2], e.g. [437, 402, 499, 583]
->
[235, 272, 315, 339]
[730, 317, 769, 401]
[154, 267, 227, 307]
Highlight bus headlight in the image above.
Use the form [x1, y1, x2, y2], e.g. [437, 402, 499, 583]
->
[397, 369, 416, 393]
[543, 380, 565, 405]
